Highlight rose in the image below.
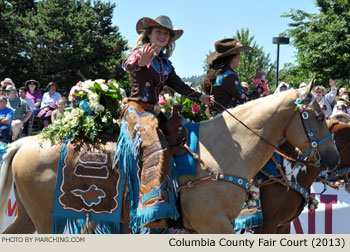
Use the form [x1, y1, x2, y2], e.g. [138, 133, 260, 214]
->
[159, 97, 166, 106]
[192, 103, 201, 114]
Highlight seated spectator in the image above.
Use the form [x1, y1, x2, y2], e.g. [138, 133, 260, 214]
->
[274, 82, 289, 94]
[241, 82, 250, 92]
[330, 110, 350, 123]
[314, 79, 337, 118]
[41, 82, 62, 109]
[19, 87, 35, 135]
[0, 95, 13, 143]
[38, 82, 61, 127]
[6, 85, 32, 141]
[337, 94, 350, 114]
[51, 97, 67, 123]
[250, 67, 270, 96]
[25, 79, 42, 117]
[332, 100, 348, 115]
[319, 103, 328, 118]
[299, 82, 307, 89]
[338, 87, 349, 97]
[1, 78, 15, 89]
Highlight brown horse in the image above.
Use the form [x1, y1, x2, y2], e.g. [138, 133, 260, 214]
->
[0, 80, 340, 233]
[254, 120, 349, 234]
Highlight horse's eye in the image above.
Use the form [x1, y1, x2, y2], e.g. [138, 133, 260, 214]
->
[317, 115, 324, 121]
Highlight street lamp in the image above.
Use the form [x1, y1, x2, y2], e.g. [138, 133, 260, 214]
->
[272, 37, 289, 87]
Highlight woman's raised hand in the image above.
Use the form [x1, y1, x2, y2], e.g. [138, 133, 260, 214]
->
[138, 43, 157, 67]
[329, 79, 336, 88]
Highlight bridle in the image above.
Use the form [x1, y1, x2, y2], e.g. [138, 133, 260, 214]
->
[178, 89, 333, 192]
[290, 89, 333, 169]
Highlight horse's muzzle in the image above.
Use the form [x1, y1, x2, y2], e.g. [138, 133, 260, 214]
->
[320, 150, 340, 172]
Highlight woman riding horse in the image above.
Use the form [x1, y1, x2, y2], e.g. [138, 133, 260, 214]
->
[116, 15, 212, 230]
[201, 38, 264, 115]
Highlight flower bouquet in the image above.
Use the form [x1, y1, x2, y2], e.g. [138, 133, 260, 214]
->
[41, 79, 125, 144]
[159, 92, 209, 123]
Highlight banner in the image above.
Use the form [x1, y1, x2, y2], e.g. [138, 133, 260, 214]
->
[291, 182, 350, 234]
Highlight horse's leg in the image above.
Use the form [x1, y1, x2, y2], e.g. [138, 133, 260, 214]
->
[3, 184, 36, 234]
[181, 182, 245, 234]
[276, 223, 291, 234]
[192, 213, 235, 234]
[11, 139, 59, 234]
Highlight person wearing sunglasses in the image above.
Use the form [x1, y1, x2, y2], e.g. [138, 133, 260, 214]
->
[313, 79, 337, 118]
[330, 110, 350, 123]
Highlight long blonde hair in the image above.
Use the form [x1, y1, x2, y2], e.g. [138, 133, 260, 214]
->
[133, 27, 176, 58]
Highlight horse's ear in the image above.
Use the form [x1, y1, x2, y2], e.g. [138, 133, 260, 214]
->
[306, 77, 315, 95]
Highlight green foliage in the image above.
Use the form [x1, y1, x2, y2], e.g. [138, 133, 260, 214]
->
[282, 0, 350, 86]
[181, 75, 204, 87]
[234, 28, 276, 90]
[0, 0, 129, 91]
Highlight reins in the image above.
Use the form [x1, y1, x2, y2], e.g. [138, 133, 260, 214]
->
[178, 89, 332, 193]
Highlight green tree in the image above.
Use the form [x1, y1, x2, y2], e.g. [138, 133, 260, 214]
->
[0, 0, 129, 92]
[234, 28, 275, 91]
[282, 0, 350, 86]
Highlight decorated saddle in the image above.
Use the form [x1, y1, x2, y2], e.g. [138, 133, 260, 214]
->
[52, 135, 124, 234]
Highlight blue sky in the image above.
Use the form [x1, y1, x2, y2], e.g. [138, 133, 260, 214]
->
[111, 0, 319, 78]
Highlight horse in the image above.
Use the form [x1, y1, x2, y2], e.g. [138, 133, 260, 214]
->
[253, 120, 350, 234]
[0, 80, 340, 233]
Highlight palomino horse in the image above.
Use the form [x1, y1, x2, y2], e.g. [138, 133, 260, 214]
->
[254, 120, 350, 234]
[0, 81, 340, 233]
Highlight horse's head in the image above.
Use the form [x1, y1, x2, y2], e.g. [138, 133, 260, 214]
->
[284, 78, 340, 172]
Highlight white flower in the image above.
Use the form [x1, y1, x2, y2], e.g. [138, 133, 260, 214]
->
[83, 80, 94, 89]
[95, 79, 105, 85]
[119, 88, 126, 97]
[101, 84, 108, 92]
[112, 118, 118, 124]
[95, 104, 105, 112]
[88, 93, 98, 103]
[164, 93, 172, 101]
[89, 102, 97, 111]
[113, 83, 119, 89]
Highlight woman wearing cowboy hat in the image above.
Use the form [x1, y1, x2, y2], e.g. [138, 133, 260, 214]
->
[201, 38, 263, 115]
[117, 15, 213, 231]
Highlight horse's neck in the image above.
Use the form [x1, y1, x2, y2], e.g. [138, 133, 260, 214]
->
[198, 92, 296, 179]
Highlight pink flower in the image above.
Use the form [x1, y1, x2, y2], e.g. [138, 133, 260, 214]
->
[236, 41, 242, 47]
[159, 97, 166, 106]
[145, 82, 151, 87]
[192, 104, 201, 114]
[142, 97, 148, 102]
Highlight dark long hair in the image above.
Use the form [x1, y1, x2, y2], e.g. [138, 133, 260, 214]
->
[201, 54, 236, 94]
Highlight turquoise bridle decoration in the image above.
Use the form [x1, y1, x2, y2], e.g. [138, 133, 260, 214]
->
[294, 89, 333, 168]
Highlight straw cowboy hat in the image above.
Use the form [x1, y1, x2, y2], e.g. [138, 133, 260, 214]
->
[25, 79, 40, 89]
[1, 78, 14, 86]
[337, 94, 350, 107]
[206, 38, 251, 62]
[136, 15, 183, 41]
[330, 110, 350, 121]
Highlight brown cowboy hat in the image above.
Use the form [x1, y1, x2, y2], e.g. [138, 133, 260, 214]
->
[136, 15, 183, 41]
[206, 38, 251, 62]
